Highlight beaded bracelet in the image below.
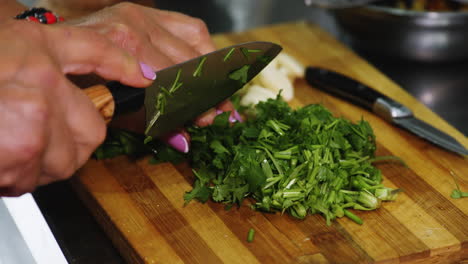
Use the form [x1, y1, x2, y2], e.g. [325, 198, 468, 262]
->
[15, 8, 64, 24]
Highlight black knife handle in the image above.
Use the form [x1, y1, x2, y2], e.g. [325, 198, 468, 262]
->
[305, 66, 413, 122]
[106, 81, 145, 116]
[305, 66, 385, 111]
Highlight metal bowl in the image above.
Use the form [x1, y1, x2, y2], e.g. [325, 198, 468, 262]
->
[333, 6, 468, 62]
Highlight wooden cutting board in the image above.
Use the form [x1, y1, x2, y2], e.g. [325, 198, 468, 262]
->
[72, 22, 468, 264]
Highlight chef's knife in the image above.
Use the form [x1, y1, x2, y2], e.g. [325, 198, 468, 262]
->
[83, 41, 282, 138]
[305, 66, 468, 156]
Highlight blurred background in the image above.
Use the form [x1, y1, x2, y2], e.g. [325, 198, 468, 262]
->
[31, 1, 467, 263]
[154, 0, 467, 135]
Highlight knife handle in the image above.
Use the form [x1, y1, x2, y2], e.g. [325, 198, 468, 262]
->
[83, 82, 145, 123]
[305, 66, 385, 110]
[305, 67, 413, 122]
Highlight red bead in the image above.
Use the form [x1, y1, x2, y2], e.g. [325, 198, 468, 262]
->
[58, 17, 65, 22]
[43, 12, 57, 24]
[27, 16, 39, 23]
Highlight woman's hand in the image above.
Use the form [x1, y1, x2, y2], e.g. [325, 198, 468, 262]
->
[0, 20, 152, 196]
[66, 2, 216, 70]
[67, 3, 241, 153]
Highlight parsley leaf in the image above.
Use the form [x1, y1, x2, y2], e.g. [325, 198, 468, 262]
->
[228, 65, 250, 84]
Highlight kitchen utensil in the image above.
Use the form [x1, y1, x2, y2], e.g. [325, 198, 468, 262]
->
[305, 0, 377, 8]
[307, 0, 468, 8]
[305, 66, 468, 156]
[83, 41, 282, 138]
[334, 5, 468, 61]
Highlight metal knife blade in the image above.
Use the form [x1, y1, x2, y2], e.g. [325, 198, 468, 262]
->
[393, 118, 468, 155]
[305, 66, 468, 156]
[86, 41, 282, 138]
[144, 41, 282, 138]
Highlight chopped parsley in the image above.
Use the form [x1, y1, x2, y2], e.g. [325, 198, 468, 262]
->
[223, 48, 235, 62]
[183, 96, 401, 225]
[193, 57, 207, 77]
[145, 69, 183, 135]
[450, 170, 468, 199]
[247, 228, 255, 242]
[95, 95, 402, 225]
[228, 65, 250, 84]
[240, 48, 262, 59]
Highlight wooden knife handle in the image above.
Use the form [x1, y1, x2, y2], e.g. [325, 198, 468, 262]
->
[83, 84, 115, 124]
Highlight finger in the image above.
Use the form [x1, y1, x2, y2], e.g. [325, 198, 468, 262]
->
[217, 100, 235, 112]
[0, 83, 46, 196]
[217, 100, 243, 122]
[66, 82, 107, 167]
[193, 108, 217, 127]
[45, 25, 152, 87]
[162, 129, 190, 153]
[40, 97, 78, 180]
[41, 78, 103, 179]
[91, 22, 174, 72]
[148, 23, 202, 64]
[151, 9, 216, 54]
[135, 37, 174, 71]
[0, 166, 40, 196]
[193, 101, 242, 127]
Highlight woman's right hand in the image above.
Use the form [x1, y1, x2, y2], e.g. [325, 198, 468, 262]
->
[0, 20, 152, 196]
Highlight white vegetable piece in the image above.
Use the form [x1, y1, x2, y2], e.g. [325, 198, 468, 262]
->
[275, 53, 305, 79]
[239, 52, 303, 104]
[240, 84, 277, 106]
[257, 61, 294, 101]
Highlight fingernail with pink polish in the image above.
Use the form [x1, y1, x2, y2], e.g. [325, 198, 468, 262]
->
[233, 110, 243, 122]
[166, 133, 189, 153]
[139, 62, 156, 80]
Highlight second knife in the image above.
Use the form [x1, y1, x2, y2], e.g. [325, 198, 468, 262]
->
[305, 66, 468, 156]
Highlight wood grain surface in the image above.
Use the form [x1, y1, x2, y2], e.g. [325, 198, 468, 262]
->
[83, 84, 115, 124]
[73, 22, 468, 264]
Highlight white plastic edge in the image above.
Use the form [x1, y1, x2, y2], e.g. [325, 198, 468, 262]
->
[2, 194, 68, 264]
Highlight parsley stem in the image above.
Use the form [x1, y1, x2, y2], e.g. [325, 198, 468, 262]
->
[193, 57, 207, 77]
[344, 209, 363, 225]
[145, 111, 161, 135]
[223, 48, 235, 62]
[247, 228, 255, 243]
[169, 69, 183, 93]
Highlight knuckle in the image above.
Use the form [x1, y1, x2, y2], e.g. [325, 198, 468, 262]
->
[32, 64, 62, 91]
[93, 123, 107, 147]
[82, 121, 106, 157]
[107, 23, 139, 54]
[115, 2, 140, 16]
[59, 165, 76, 180]
[191, 18, 210, 36]
[21, 95, 50, 124]
[47, 157, 76, 181]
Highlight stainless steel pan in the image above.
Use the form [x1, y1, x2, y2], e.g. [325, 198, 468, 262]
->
[334, 5, 468, 62]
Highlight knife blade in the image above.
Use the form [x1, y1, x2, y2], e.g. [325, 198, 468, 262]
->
[305, 66, 468, 156]
[83, 41, 282, 138]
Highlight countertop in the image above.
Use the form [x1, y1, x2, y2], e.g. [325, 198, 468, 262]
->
[32, 1, 467, 263]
